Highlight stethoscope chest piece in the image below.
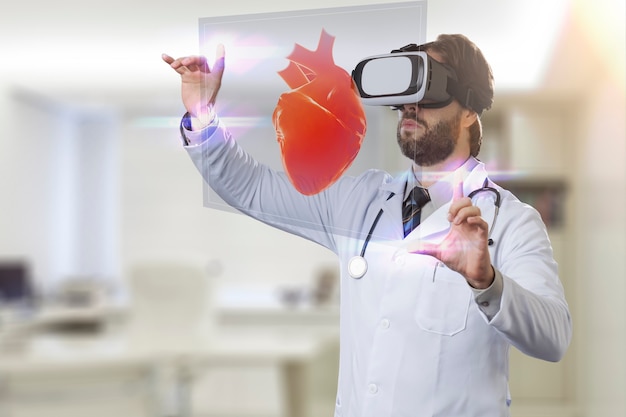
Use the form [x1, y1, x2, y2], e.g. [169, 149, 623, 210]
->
[348, 255, 368, 279]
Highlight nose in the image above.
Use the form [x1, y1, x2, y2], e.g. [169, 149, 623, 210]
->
[400, 103, 419, 112]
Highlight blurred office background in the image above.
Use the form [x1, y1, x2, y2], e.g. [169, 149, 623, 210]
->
[0, 0, 624, 416]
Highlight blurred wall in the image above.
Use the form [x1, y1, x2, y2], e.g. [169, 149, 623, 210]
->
[119, 103, 338, 287]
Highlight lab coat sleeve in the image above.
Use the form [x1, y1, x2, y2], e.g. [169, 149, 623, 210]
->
[472, 269, 504, 320]
[488, 201, 572, 362]
[181, 118, 353, 253]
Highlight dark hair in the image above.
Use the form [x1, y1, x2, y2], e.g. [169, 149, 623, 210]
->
[423, 34, 494, 157]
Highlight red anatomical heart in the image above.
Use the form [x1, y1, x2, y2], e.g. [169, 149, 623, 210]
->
[273, 30, 367, 195]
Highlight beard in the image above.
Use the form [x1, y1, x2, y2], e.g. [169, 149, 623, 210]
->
[396, 110, 462, 167]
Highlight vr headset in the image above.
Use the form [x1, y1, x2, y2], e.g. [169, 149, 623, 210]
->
[352, 43, 480, 113]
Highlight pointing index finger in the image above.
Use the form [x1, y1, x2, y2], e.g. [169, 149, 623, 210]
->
[212, 44, 226, 75]
[447, 169, 467, 222]
[161, 53, 174, 65]
[452, 169, 464, 202]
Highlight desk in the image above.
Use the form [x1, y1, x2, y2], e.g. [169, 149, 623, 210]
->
[219, 305, 338, 326]
[0, 319, 338, 417]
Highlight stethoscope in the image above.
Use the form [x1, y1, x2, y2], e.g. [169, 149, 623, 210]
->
[347, 178, 502, 279]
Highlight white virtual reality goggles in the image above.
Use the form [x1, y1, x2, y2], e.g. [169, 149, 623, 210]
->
[352, 44, 481, 113]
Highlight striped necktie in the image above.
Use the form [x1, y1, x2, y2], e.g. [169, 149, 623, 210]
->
[402, 186, 431, 237]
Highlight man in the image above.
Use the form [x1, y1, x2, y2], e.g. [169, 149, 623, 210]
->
[162, 33, 571, 417]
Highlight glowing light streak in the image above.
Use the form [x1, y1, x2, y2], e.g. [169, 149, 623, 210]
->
[130, 116, 271, 129]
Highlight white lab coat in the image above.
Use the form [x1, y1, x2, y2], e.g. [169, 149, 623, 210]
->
[184, 120, 572, 417]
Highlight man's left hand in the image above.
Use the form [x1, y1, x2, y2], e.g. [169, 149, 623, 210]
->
[404, 174, 494, 289]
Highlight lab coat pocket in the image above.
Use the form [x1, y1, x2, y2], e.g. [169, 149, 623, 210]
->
[414, 264, 471, 336]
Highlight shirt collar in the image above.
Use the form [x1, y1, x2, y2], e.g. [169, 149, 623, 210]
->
[398, 157, 480, 210]
[426, 158, 478, 208]
[379, 157, 483, 202]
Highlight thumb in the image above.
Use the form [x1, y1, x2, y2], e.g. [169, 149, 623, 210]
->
[396, 239, 440, 259]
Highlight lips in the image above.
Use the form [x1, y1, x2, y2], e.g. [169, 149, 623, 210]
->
[402, 119, 421, 129]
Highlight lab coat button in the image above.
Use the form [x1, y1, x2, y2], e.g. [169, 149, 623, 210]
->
[380, 318, 390, 329]
[368, 383, 378, 394]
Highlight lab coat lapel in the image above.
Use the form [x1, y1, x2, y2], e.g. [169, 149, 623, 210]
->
[407, 203, 452, 243]
[376, 171, 410, 240]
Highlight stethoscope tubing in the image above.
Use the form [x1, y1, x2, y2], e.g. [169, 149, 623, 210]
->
[468, 184, 501, 246]
[360, 205, 385, 257]
[348, 179, 502, 279]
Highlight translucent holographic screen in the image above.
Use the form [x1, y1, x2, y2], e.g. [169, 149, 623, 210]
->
[199, 2, 426, 230]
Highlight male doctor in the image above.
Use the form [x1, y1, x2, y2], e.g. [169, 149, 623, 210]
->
[163, 33, 571, 417]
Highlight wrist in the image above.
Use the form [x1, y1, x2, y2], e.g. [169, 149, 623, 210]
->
[189, 105, 216, 131]
[467, 265, 495, 290]
[180, 110, 219, 146]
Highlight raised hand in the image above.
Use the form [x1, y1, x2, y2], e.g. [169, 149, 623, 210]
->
[404, 173, 495, 289]
[162, 45, 225, 129]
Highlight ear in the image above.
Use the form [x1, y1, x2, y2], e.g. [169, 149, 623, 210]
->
[460, 108, 478, 129]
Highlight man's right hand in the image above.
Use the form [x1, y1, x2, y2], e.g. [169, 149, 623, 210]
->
[162, 45, 225, 130]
